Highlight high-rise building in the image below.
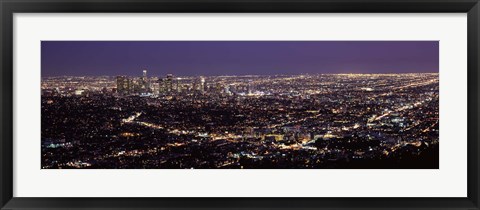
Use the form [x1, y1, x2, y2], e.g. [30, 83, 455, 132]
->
[192, 79, 198, 92]
[116, 76, 130, 95]
[215, 82, 223, 94]
[247, 79, 253, 94]
[175, 77, 181, 93]
[141, 70, 149, 93]
[152, 81, 160, 95]
[165, 74, 173, 93]
[130, 78, 142, 94]
[224, 85, 232, 95]
[157, 78, 165, 94]
[200, 76, 206, 94]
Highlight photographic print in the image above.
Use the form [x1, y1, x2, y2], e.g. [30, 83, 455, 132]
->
[41, 41, 439, 169]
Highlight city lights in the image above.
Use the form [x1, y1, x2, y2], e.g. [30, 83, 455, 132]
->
[41, 72, 439, 169]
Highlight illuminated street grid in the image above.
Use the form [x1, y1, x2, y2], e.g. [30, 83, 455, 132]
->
[41, 72, 439, 169]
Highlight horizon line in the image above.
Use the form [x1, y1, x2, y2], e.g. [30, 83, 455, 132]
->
[41, 72, 439, 78]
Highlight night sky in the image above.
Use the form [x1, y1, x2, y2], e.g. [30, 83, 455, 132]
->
[41, 41, 439, 77]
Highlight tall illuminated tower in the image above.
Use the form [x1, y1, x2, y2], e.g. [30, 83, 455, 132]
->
[247, 79, 253, 94]
[116, 76, 130, 95]
[165, 74, 173, 93]
[200, 76, 205, 94]
[176, 77, 181, 93]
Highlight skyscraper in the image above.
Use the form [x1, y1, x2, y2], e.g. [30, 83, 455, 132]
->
[175, 77, 181, 93]
[200, 76, 206, 94]
[116, 76, 130, 95]
[157, 78, 165, 94]
[215, 82, 223, 94]
[165, 74, 173, 93]
[141, 70, 149, 93]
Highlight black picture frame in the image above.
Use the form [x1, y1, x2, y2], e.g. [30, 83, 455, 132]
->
[1, 0, 479, 209]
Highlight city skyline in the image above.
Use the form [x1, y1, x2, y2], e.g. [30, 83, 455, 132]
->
[41, 41, 439, 77]
[41, 41, 439, 169]
[41, 73, 439, 169]
[42, 72, 438, 78]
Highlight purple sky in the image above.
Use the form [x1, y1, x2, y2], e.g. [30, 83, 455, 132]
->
[41, 41, 438, 77]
